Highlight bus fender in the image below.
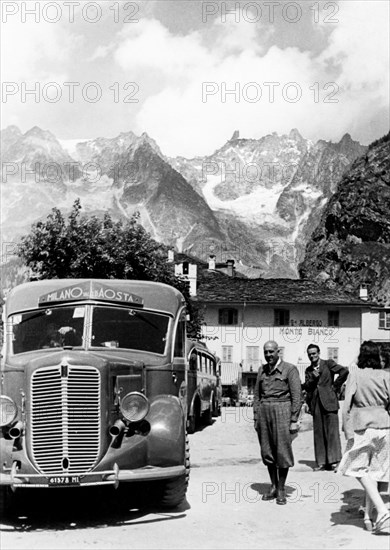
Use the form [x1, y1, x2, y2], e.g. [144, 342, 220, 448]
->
[209, 391, 214, 412]
[0, 436, 14, 479]
[189, 391, 200, 418]
[147, 395, 186, 467]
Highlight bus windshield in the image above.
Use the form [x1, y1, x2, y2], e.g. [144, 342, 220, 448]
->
[91, 306, 169, 354]
[10, 305, 170, 355]
[10, 306, 85, 354]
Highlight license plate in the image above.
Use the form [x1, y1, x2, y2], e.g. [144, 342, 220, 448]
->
[48, 476, 80, 486]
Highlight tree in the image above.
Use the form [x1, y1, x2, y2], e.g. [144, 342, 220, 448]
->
[18, 200, 203, 338]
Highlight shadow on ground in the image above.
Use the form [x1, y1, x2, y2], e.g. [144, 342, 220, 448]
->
[250, 482, 298, 500]
[330, 487, 390, 534]
[0, 486, 190, 532]
[298, 459, 317, 470]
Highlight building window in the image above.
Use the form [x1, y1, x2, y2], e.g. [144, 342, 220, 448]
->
[219, 308, 238, 325]
[274, 309, 290, 326]
[246, 346, 259, 362]
[222, 345, 233, 362]
[328, 310, 339, 327]
[328, 348, 339, 361]
[379, 311, 390, 329]
[246, 346, 259, 370]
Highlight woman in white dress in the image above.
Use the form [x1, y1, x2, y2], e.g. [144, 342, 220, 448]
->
[338, 340, 390, 535]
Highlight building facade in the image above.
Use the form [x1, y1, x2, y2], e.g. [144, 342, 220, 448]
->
[172, 255, 388, 396]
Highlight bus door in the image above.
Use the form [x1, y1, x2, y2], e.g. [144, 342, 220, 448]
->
[199, 352, 210, 413]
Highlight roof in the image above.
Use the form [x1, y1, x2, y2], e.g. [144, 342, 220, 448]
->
[195, 270, 374, 306]
[5, 279, 186, 316]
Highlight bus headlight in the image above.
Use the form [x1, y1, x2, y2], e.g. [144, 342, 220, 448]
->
[0, 396, 18, 427]
[120, 392, 149, 423]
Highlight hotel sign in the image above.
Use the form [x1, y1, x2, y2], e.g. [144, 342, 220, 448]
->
[289, 319, 323, 327]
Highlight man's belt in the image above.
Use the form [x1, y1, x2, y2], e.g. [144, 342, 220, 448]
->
[260, 397, 290, 402]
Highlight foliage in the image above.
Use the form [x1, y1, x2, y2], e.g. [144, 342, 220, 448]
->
[18, 200, 203, 338]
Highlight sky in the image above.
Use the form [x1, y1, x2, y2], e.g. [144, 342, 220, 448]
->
[1, 0, 389, 157]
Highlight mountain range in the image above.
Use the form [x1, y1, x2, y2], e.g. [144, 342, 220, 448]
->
[299, 132, 390, 306]
[1, 125, 368, 280]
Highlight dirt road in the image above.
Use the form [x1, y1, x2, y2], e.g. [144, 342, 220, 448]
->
[1, 407, 389, 549]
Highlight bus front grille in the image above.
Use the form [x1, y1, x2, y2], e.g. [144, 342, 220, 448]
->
[31, 365, 101, 475]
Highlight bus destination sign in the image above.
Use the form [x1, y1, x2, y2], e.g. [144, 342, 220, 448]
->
[38, 281, 144, 306]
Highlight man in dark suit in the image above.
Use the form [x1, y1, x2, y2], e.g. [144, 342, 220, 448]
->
[303, 344, 349, 471]
[253, 341, 302, 504]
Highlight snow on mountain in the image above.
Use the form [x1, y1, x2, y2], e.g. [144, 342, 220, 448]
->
[59, 139, 89, 159]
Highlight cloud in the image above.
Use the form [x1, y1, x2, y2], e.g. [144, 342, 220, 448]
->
[115, 19, 211, 80]
[1, 3, 81, 131]
[1, 13, 74, 83]
[111, 5, 389, 157]
[2, 1, 388, 153]
[319, 1, 389, 92]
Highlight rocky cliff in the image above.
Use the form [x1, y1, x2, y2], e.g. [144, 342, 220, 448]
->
[299, 133, 390, 305]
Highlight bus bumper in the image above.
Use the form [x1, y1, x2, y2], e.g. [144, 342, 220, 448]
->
[0, 463, 186, 489]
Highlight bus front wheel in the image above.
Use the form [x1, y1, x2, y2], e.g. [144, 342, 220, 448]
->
[187, 399, 200, 434]
[159, 434, 190, 508]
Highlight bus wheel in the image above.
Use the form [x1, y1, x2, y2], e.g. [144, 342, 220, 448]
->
[187, 399, 200, 434]
[0, 486, 16, 517]
[203, 405, 213, 425]
[159, 434, 190, 508]
[212, 397, 220, 418]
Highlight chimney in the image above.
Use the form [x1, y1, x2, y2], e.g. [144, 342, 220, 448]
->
[208, 254, 216, 270]
[167, 249, 174, 263]
[227, 259, 235, 277]
[359, 284, 368, 301]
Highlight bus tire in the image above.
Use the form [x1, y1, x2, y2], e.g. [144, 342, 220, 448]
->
[0, 486, 16, 517]
[203, 405, 213, 425]
[214, 404, 221, 417]
[187, 398, 200, 434]
[212, 396, 220, 417]
[159, 434, 190, 508]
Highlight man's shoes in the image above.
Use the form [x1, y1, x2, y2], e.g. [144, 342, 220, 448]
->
[329, 462, 339, 471]
[276, 489, 287, 505]
[313, 465, 326, 471]
[262, 488, 277, 501]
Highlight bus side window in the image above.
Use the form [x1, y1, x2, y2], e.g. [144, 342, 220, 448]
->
[201, 354, 206, 373]
[197, 353, 202, 372]
[174, 319, 185, 357]
[212, 359, 216, 376]
[189, 352, 197, 371]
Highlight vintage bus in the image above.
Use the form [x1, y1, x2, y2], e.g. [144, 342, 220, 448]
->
[186, 339, 221, 434]
[0, 279, 190, 508]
